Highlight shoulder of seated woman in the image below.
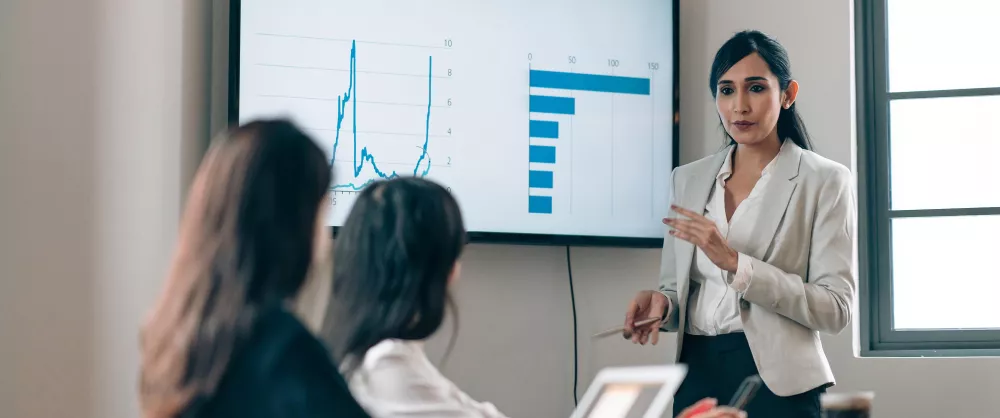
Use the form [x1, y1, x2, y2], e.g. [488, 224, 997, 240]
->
[360, 339, 442, 373]
[364, 339, 428, 362]
[234, 308, 334, 377]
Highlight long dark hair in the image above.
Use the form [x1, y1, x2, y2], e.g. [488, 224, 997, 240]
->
[139, 119, 331, 417]
[325, 177, 466, 376]
[710, 30, 813, 150]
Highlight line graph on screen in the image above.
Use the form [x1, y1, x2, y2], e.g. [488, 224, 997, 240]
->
[329, 40, 434, 191]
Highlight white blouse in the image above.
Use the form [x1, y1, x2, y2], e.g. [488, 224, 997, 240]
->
[345, 339, 511, 418]
[685, 140, 790, 336]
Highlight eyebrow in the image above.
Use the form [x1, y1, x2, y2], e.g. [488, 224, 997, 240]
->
[718, 76, 769, 84]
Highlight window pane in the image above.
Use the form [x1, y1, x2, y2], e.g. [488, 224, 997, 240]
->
[889, 95, 1000, 210]
[892, 215, 1000, 330]
[888, 0, 1000, 92]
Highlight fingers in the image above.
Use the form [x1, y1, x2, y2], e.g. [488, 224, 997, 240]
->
[635, 322, 651, 344]
[662, 217, 708, 232]
[677, 398, 717, 418]
[671, 205, 709, 222]
[626, 291, 650, 339]
[664, 218, 710, 247]
[631, 328, 640, 344]
[624, 299, 638, 334]
[649, 296, 666, 345]
[626, 292, 667, 345]
[669, 228, 700, 246]
[633, 321, 659, 345]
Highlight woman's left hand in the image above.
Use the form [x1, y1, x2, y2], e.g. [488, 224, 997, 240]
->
[663, 205, 739, 273]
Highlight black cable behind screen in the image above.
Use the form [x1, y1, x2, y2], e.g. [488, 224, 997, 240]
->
[566, 245, 579, 406]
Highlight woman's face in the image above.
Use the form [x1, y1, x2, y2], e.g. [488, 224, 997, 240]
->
[715, 52, 797, 146]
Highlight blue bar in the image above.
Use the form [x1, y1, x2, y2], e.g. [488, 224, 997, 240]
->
[528, 195, 553, 214]
[530, 69, 651, 95]
[530, 95, 575, 114]
[528, 170, 554, 188]
[529, 145, 556, 164]
[529, 120, 558, 138]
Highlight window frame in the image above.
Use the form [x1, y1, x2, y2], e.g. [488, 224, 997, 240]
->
[856, 0, 1000, 356]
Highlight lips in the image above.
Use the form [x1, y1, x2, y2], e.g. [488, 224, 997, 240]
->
[733, 120, 755, 131]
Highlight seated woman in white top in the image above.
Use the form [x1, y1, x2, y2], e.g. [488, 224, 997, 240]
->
[323, 177, 744, 418]
[323, 177, 507, 418]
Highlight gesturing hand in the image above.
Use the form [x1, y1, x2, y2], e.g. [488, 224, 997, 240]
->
[663, 205, 739, 273]
[624, 290, 669, 345]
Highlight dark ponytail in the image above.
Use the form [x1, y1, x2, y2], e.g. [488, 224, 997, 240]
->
[709, 30, 813, 151]
[776, 103, 812, 150]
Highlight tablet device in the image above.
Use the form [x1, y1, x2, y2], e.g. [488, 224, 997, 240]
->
[570, 365, 687, 418]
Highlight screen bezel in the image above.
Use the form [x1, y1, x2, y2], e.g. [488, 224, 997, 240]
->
[227, 0, 680, 248]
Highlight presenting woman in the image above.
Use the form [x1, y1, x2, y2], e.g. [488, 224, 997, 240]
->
[623, 30, 856, 417]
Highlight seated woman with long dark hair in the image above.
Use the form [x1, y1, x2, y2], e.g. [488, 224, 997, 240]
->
[324, 177, 508, 417]
[138, 120, 369, 418]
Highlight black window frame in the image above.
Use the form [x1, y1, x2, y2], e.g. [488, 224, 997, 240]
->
[856, 0, 1000, 356]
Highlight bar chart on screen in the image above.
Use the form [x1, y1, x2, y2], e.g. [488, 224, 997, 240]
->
[525, 57, 659, 218]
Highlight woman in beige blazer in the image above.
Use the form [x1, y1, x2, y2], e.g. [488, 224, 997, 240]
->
[623, 30, 856, 418]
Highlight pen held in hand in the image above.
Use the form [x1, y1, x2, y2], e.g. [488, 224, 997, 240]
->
[592, 317, 661, 339]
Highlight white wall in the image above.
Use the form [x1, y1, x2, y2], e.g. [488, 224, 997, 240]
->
[3, 1, 999, 418]
[0, 0, 213, 417]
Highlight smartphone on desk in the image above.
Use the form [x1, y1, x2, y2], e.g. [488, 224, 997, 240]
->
[728, 375, 762, 410]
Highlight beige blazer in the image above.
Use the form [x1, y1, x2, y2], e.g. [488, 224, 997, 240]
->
[658, 142, 856, 397]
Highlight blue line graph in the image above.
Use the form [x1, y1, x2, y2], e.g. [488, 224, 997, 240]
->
[330, 40, 433, 190]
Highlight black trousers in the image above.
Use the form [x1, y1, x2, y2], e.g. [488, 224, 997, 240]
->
[672, 333, 826, 418]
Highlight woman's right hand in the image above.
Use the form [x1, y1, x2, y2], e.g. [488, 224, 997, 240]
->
[624, 290, 669, 345]
[676, 398, 746, 418]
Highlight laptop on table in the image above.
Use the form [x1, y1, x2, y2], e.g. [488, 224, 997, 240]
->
[570, 365, 687, 418]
